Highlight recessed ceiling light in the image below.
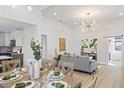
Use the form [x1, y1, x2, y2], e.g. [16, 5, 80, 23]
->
[74, 22, 77, 25]
[27, 5, 32, 11]
[118, 12, 123, 16]
[12, 5, 16, 8]
[53, 12, 58, 16]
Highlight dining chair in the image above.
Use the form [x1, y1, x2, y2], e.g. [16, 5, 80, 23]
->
[46, 59, 56, 71]
[58, 61, 74, 76]
[2, 59, 21, 72]
[42, 58, 48, 68]
[84, 76, 97, 88]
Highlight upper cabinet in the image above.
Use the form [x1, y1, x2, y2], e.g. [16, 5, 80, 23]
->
[5, 33, 11, 46]
[0, 32, 5, 46]
[10, 30, 23, 46]
[0, 32, 10, 46]
[0, 30, 23, 46]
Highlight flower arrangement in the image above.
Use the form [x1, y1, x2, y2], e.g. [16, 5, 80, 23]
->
[30, 38, 42, 61]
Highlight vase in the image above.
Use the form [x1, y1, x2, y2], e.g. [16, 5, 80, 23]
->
[28, 59, 34, 80]
[33, 59, 40, 79]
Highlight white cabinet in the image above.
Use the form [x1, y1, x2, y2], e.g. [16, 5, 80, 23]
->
[10, 30, 22, 46]
[0, 33, 5, 46]
[4, 33, 10, 46]
[0, 30, 22, 46]
[0, 32, 10, 46]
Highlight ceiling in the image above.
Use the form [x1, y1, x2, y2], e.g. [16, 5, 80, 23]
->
[1, 5, 124, 32]
[0, 17, 34, 32]
[33, 5, 50, 10]
[41, 5, 124, 27]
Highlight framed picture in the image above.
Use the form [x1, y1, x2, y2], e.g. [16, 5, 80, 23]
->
[81, 38, 98, 48]
[59, 38, 66, 51]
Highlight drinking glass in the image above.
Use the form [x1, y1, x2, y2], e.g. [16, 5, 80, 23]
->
[42, 74, 50, 87]
[12, 68, 20, 75]
[15, 67, 20, 75]
[30, 73, 34, 81]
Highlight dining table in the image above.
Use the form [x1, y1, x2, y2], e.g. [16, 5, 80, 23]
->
[0, 68, 82, 88]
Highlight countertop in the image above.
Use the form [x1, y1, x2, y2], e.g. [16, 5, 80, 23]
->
[0, 56, 12, 60]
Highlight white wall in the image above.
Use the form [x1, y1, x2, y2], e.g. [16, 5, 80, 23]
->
[71, 19, 124, 64]
[22, 26, 37, 66]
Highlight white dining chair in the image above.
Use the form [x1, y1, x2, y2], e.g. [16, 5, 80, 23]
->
[46, 59, 56, 71]
[2, 59, 20, 72]
[58, 61, 74, 76]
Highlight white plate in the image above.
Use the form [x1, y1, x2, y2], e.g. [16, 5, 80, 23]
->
[11, 80, 35, 88]
[46, 81, 68, 88]
[0, 74, 20, 82]
[49, 71, 64, 80]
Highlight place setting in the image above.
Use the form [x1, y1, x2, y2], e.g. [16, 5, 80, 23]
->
[11, 80, 41, 88]
[0, 68, 23, 84]
[48, 70, 64, 80]
[11, 67, 41, 88]
[42, 69, 71, 88]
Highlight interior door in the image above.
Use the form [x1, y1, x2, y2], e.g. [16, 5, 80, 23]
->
[41, 34, 47, 59]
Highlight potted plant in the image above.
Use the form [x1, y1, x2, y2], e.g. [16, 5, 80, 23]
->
[30, 38, 42, 79]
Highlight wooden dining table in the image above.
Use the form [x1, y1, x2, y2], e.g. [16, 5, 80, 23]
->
[0, 69, 82, 88]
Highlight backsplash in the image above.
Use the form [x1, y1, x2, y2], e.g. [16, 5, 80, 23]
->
[0, 46, 11, 53]
[0, 46, 22, 53]
[12, 46, 22, 53]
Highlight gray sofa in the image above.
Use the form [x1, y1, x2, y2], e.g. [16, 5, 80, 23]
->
[59, 55, 98, 74]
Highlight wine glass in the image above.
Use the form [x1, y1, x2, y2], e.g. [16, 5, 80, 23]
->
[30, 73, 34, 81]
[42, 74, 50, 87]
[12, 67, 20, 75]
[15, 67, 20, 75]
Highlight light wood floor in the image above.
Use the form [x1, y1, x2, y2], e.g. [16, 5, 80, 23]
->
[73, 65, 124, 88]
[109, 60, 122, 67]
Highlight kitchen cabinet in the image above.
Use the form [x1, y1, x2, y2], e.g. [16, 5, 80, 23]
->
[0, 30, 23, 46]
[4, 33, 10, 46]
[0, 33, 4, 46]
[0, 32, 10, 46]
[10, 30, 23, 46]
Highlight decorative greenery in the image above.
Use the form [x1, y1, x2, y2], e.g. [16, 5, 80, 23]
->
[81, 38, 98, 48]
[81, 39, 88, 48]
[90, 39, 97, 48]
[30, 38, 42, 61]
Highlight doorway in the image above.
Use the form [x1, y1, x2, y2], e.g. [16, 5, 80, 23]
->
[41, 34, 47, 59]
[108, 36, 123, 66]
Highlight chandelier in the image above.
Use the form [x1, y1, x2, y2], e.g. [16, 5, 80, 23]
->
[80, 13, 97, 31]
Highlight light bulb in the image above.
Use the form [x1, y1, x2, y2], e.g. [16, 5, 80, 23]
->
[53, 12, 58, 16]
[27, 5, 32, 11]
